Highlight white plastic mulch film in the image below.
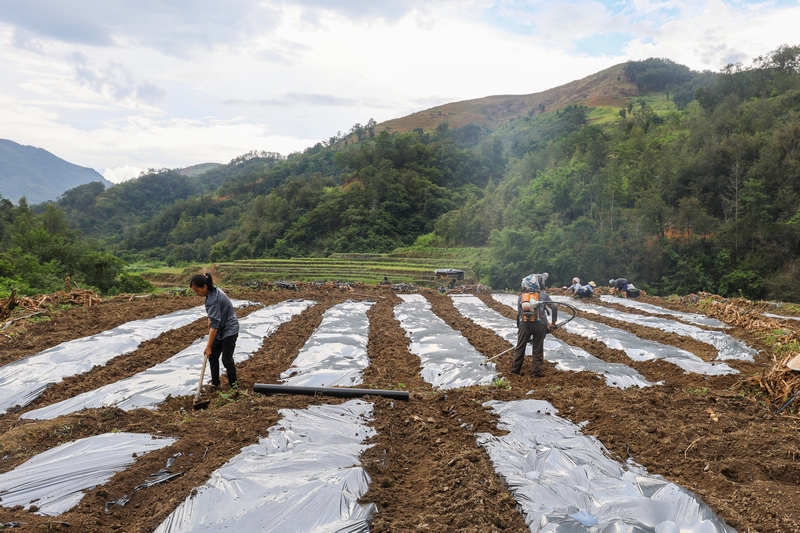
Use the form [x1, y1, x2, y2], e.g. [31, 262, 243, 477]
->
[477, 400, 736, 533]
[22, 300, 314, 420]
[458, 294, 651, 389]
[566, 298, 757, 362]
[598, 295, 728, 328]
[547, 296, 738, 376]
[0, 433, 176, 516]
[0, 305, 201, 414]
[280, 299, 375, 387]
[0, 300, 260, 415]
[154, 400, 376, 533]
[764, 312, 800, 322]
[394, 293, 498, 389]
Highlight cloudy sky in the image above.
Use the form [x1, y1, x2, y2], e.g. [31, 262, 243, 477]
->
[0, 0, 798, 183]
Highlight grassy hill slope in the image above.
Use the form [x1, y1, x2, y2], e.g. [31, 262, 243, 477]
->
[377, 64, 637, 134]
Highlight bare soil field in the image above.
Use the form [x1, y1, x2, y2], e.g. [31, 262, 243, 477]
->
[0, 286, 798, 532]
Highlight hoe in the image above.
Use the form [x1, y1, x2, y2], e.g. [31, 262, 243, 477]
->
[481, 300, 578, 366]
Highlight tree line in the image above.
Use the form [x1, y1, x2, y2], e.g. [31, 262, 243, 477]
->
[6, 44, 799, 301]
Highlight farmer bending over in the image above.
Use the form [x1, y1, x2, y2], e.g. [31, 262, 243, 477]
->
[609, 278, 641, 298]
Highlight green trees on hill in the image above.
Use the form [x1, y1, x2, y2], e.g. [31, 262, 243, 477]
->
[435, 48, 800, 299]
[623, 58, 695, 92]
[215, 129, 495, 259]
[51, 170, 202, 242]
[0, 197, 125, 295]
[9, 46, 799, 301]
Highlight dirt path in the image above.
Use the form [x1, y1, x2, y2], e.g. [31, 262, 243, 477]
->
[0, 287, 798, 532]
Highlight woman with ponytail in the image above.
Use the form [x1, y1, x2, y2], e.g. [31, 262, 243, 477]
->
[189, 273, 239, 389]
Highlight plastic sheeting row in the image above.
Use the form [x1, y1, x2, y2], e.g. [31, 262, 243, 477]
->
[598, 295, 727, 328]
[451, 294, 652, 389]
[154, 400, 376, 532]
[498, 295, 738, 377]
[22, 300, 314, 420]
[764, 312, 800, 322]
[394, 294, 498, 389]
[280, 299, 375, 387]
[0, 433, 176, 516]
[0, 299, 260, 415]
[565, 297, 756, 361]
[477, 399, 735, 532]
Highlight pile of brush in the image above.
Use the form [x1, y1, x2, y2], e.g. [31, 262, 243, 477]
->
[1, 278, 102, 326]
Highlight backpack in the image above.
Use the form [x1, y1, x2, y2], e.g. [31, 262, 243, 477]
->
[520, 292, 543, 323]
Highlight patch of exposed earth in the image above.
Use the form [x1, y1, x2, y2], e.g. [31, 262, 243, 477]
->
[0, 286, 797, 532]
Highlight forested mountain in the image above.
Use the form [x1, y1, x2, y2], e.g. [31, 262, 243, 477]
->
[0, 139, 112, 204]
[6, 45, 800, 301]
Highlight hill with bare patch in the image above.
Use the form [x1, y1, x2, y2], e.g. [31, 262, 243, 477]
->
[377, 63, 638, 134]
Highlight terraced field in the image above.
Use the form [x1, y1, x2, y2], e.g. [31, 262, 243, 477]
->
[143, 250, 482, 287]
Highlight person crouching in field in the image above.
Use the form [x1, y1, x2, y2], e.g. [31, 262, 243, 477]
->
[565, 278, 596, 298]
[609, 278, 642, 298]
[190, 273, 239, 390]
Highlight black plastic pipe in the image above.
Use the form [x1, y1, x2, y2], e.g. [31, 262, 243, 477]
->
[254, 383, 410, 401]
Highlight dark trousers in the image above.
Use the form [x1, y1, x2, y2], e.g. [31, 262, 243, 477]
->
[209, 334, 238, 387]
[511, 322, 547, 376]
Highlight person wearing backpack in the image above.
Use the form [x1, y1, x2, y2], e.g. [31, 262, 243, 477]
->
[511, 275, 558, 378]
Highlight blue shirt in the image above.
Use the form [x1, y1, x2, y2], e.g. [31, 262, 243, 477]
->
[205, 287, 239, 339]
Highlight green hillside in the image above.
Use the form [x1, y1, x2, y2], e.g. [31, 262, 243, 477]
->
[3, 46, 800, 301]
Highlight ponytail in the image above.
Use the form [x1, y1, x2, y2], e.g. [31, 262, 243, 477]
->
[189, 273, 215, 290]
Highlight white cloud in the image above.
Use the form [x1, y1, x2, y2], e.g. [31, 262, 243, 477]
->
[622, 0, 800, 69]
[103, 165, 142, 184]
[0, 0, 798, 174]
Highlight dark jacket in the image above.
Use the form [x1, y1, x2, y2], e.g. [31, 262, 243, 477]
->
[205, 287, 239, 339]
[517, 291, 558, 327]
[613, 278, 629, 291]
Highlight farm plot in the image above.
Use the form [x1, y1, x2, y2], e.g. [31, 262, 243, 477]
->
[0, 287, 798, 532]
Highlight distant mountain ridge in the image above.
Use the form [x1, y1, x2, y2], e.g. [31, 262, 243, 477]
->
[0, 139, 112, 204]
[377, 63, 636, 134]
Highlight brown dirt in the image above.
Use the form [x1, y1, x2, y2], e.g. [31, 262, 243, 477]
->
[0, 286, 799, 532]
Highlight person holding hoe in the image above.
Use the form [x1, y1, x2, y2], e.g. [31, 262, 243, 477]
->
[190, 273, 239, 390]
[511, 273, 557, 378]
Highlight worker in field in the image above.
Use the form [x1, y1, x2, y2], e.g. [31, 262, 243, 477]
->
[609, 278, 641, 298]
[566, 278, 596, 298]
[585, 281, 597, 297]
[565, 277, 582, 296]
[190, 273, 240, 390]
[511, 274, 557, 378]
